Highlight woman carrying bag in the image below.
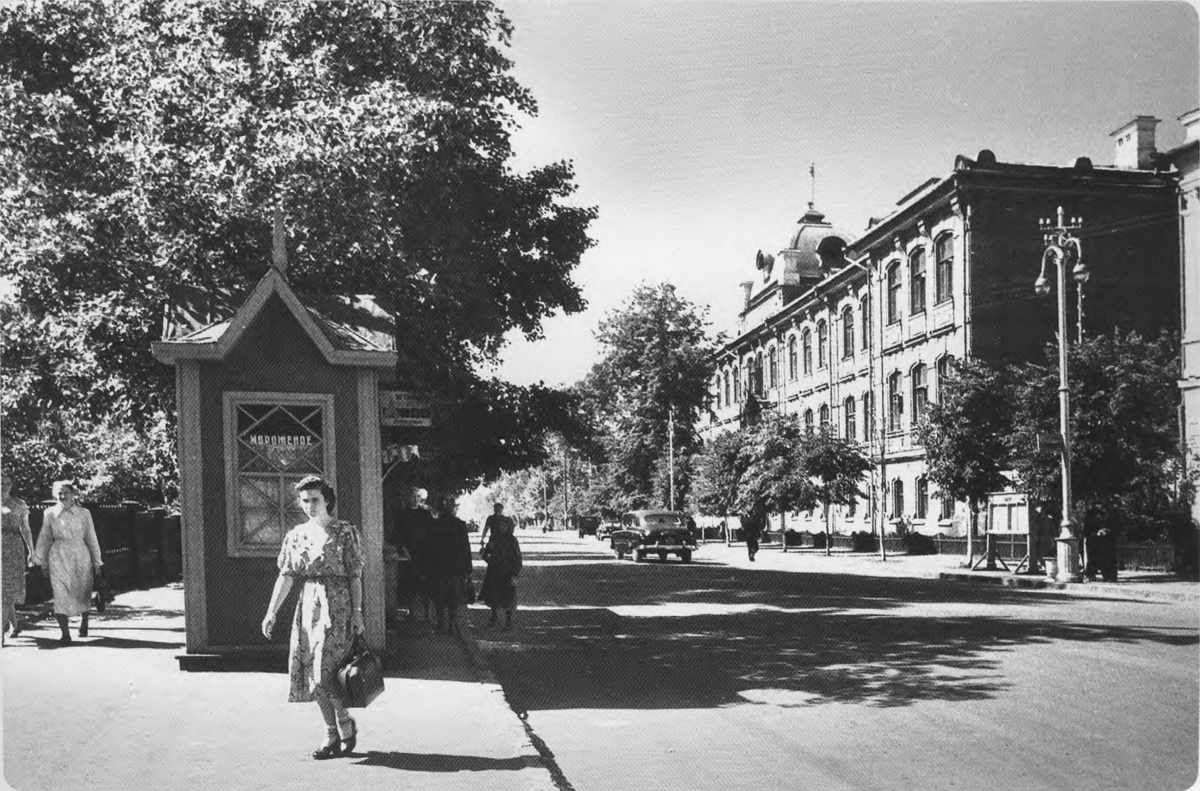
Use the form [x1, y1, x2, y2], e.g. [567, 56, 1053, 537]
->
[261, 476, 365, 760]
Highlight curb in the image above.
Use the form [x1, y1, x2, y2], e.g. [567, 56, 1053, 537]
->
[937, 572, 1200, 603]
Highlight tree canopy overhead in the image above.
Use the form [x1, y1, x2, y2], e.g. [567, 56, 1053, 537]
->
[0, 0, 597, 499]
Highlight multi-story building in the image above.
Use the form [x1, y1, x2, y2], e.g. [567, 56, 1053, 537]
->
[1166, 108, 1200, 527]
[703, 117, 1180, 540]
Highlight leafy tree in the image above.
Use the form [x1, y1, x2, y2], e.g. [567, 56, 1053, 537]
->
[1009, 330, 1187, 542]
[574, 283, 720, 511]
[0, 0, 596, 500]
[916, 359, 1014, 558]
[801, 428, 871, 555]
[734, 412, 814, 534]
[690, 428, 751, 518]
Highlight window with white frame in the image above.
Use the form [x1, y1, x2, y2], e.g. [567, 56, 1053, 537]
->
[723, 370, 731, 407]
[886, 263, 901, 324]
[915, 476, 929, 519]
[754, 352, 764, 396]
[768, 346, 778, 389]
[802, 329, 813, 375]
[804, 409, 814, 435]
[860, 295, 871, 351]
[733, 365, 741, 403]
[819, 403, 830, 432]
[909, 248, 927, 315]
[862, 391, 874, 442]
[936, 355, 955, 403]
[224, 392, 335, 557]
[892, 478, 905, 519]
[939, 489, 954, 520]
[911, 363, 928, 425]
[788, 336, 798, 381]
[817, 320, 828, 368]
[888, 371, 903, 432]
[935, 234, 954, 304]
[844, 396, 856, 441]
[841, 307, 854, 359]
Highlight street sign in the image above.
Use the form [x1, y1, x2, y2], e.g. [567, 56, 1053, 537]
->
[1037, 432, 1063, 451]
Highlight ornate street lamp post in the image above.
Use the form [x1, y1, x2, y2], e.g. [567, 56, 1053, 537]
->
[1035, 206, 1089, 582]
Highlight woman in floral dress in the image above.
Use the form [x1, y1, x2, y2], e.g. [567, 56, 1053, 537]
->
[261, 476, 365, 760]
[1, 471, 34, 644]
[34, 481, 103, 645]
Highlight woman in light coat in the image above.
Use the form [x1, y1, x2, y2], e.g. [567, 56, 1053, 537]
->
[34, 481, 103, 645]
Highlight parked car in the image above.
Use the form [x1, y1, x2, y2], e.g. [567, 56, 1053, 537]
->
[596, 520, 619, 542]
[611, 510, 698, 563]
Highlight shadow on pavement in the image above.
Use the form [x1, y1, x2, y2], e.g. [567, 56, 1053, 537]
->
[479, 539, 1199, 714]
[352, 751, 542, 772]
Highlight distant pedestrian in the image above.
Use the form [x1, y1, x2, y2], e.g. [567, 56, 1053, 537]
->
[395, 487, 435, 623]
[1, 471, 34, 644]
[481, 502, 513, 550]
[743, 516, 763, 562]
[480, 512, 523, 630]
[261, 476, 365, 760]
[34, 481, 103, 645]
[429, 496, 473, 635]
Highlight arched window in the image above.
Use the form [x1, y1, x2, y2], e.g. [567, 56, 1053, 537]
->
[841, 307, 854, 359]
[819, 403, 830, 431]
[892, 479, 905, 519]
[754, 352, 764, 396]
[787, 336, 798, 381]
[846, 497, 857, 518]
[817, 320, 828, 368]
[713, 376, 721, 409]
[935, 233, 954, 304]
[915, 476, 929, 519]
[911, 363, 928, 424]
[886, 263, 901, 324]
[888, 371, 903, 431]
[723, 370, 731, 407]
[733, 365, 741, 403]
[844, 396, 857, 441]
[936, 355, 956, 403]
[860, 295, 871, 351]
[802, 329, 813, 375]
[939, 489, 954, 520]
[768, 346, 778, 389]
[909, 248, 927, 315]
[804, 409, 814, 435]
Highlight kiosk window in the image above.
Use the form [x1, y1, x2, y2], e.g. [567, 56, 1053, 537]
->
[224, 392, 336, 556]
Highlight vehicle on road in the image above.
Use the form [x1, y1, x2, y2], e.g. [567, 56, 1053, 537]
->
[571, 515, 602, 538]
[611, 510, 698, 562]
[596, 520, 619, 542]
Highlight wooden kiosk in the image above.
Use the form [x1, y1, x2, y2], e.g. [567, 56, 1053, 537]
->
[153, 260, 397, 668]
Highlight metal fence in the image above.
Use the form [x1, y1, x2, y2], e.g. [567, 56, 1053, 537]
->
[25, 502, 182, 605]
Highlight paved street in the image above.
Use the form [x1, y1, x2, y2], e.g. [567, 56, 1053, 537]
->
[477, 531, 1200, 791]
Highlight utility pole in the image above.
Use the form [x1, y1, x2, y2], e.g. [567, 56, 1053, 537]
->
[668, 407, 676, 511]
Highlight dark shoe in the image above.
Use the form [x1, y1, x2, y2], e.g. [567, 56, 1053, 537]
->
[312, 739, 343, 760]
[340, 719, 357, 753]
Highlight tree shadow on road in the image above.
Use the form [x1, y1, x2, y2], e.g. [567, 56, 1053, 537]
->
[477, 553, 1198, 714]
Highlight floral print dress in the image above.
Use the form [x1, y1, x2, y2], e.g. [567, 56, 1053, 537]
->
[276, 519, 364, 703]
[2, 496, 30, 607]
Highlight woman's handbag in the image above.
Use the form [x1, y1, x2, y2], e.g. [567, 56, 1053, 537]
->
[92, 567, 109, 613]
[337, 634, 385, 708]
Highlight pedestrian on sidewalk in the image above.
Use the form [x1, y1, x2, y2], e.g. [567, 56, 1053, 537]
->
[395, 487, 435, 623]
[1, 471, 34, 644]
[34, 481, 103, 646]
[429, 495, 473, 635]
[743, 515, 763, 562]
[480, 513, 522, 630]
[480, 502, 512, 551]
[261, 476, 365, 760]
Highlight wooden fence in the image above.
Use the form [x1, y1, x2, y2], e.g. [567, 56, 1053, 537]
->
[24, 502, 182, 605]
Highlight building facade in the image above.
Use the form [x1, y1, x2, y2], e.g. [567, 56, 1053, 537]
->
[1166, 109, 1200, 527]
[703, 118, 1180, 540]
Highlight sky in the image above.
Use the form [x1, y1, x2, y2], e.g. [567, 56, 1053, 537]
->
[484, 0, 1199, 388]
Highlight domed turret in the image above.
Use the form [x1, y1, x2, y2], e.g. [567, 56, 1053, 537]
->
[775, 202, 848, 288]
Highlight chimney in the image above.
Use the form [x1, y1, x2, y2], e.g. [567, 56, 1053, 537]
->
[740, 281, 754, 311]
[1110, 116, 1160, 169]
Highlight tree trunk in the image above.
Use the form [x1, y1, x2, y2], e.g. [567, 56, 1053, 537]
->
[967, 499, 978, 568]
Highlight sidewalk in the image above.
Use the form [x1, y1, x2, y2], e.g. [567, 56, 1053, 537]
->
[1, 585, 559, 791]
[692, 540, 1200, 603]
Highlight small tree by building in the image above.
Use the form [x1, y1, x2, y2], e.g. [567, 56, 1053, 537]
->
[916, 359, 1013, 565]
[800, 429, 871, 556]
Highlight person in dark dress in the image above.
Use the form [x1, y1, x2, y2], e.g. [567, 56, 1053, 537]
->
[480, 513, 523, 630]
[429, 496, 473, 635]
[395, 488, 435, 623]
[743, 516, 763, 562]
